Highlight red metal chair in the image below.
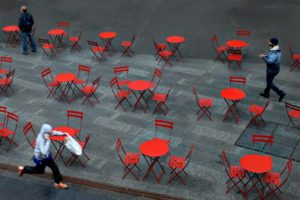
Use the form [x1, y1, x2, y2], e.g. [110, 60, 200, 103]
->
[116, 138, 141, 180]
[66, 110, 84, 138]
[192, 87, 213, 121]
[229, 76, 246, 88]
[38, 38, 56, 57]
[0, 111, 18, 152]
[73, 64, 91, 92]
[227, 49, 242, 68]
[110, 77, 132, 112]
[57, 21, 70, 37]
[152, 38, 167, 60]
[285, 102, 300, 130]
[81, 76, 101, 107]
[236, 30, 251, 56]
[67, 134, 91, 167]
[87, 40, 108, 63]
[248, 100, 270, 128]
[211, 35, 227, 63]
[40, 68, 60, 99]
[153, 87, 171, 115]
[251, 134, 274, 148]
[158, 50, 173, 67]
[0, 106, 7, 128]
[0, 56, 12, 75]
[0, 69, 15, 96]
[69, 31, 82, 52]
[121, 35, 136, 57]
[220, 150, 247, 197]
[288, 43, 300, 72]
[149, 68, 162, 94]
[262, 159, 292, 200]
[168, 144, 195, 185]
[113, 66, 130, 87]
[153, 119, 174, 145]
[23, 121, 37, 149]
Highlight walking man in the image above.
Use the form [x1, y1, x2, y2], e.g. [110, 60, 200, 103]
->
[259, 37, 286, 102]
[18, 5, 37, 55]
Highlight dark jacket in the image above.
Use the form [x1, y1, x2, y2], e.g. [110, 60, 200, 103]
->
[262, 48, 281, 74]
[18, 13, 34, 33]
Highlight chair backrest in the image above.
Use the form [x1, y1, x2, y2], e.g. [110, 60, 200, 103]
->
[87, 40, 98, 48]
[154, 119, 174, 142]
[227, 49, 242, 55]
[262, 100, 270, 114]
[236, 30, 251, 37]
[185, 144, 195, 162]
[6, 69, 15, 80]
[40, 68, 55, 88]
[151, 68, 162, 91]
[0, 56, 12, 72]
[110, 77, 121, 96]
[115, 138, 126, 164]
[288, 43, 295, 59]
[38, 38, 50, 45]
[82, 134, 91, 151]
[77, 64, 91, 83]
[220, 150, 230, 168]
[192, 86, 200, 102]
[210, 35, 221, 52]
[285, 101, 300, 114]
[229, 76, 246, 87]
[66, 110, 84, 132]
[0, 106, 7, 128]
[77, 31, 82, 40]
[278, 159, 293, 188]
[23, 121, 37, 149]
[5, 111, 18, 133]
[114, 66, 129, 75]
[92, 76, 101, 90]
[57, 21, 70, 27]
[152, 38, 164, 52]
[130, 34, 136, 44]
[251, 134, 274, 146]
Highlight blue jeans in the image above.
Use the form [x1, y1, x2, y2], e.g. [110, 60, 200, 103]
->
[264, 71, 284, 96]
[21, 32, 37, 53]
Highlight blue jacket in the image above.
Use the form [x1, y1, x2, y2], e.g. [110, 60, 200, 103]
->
[262, 48, 281, 74]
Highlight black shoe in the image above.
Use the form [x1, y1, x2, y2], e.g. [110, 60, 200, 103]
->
[279, 93, 286, 102]
[260, 93, 269, 98]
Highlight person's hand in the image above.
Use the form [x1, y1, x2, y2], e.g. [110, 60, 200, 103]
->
[44, 133, 50, 140]
[259, 54, 265, 58]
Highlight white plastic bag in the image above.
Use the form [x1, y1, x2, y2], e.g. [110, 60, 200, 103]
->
[64, 133, 82, 155]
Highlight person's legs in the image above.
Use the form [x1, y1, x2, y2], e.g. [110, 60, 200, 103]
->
[269, 73, 285, 96]
[23, 164, 46, 174]
[28, 32, 37, 52]
[45, 158, 63, 184]
[21, 32, 28, 54]
[262, 72, 275, 97]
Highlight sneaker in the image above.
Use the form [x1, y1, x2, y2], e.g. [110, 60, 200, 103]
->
[279, 93, 286, 102]
[54, 183, 68, 189]
[18, 166, 24, 176]
[23, 52, 29, 55]
[260, 93, 269, 98]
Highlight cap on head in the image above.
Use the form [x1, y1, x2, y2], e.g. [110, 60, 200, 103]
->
[270, 37, 279, 46]
[21, 6, 27, 13]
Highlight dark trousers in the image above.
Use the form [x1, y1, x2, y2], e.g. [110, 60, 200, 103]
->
[264, 71, 284, 96]
[23, 157, 63, 184]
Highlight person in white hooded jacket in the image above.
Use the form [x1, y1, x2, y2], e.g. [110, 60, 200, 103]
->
[18, 124, 68, 189]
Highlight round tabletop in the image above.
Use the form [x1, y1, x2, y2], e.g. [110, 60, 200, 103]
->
[226, 40, 249, 48]
[140, 139, 169, 157]
[50, 126, 77, 141]
[99, 32, 117, 39]
[48, 29, 65, 36]
[3, 25, 20, 32]
[240, 154, 272, 173]
[166, 36, 185, 44]
[55, 73, 76, 83]
[128, 80, 152, 91]
[221, 88, 246, 101]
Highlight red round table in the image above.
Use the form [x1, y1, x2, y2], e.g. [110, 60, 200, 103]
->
[48, 29, 65, 48]
[128, 80, 153, 112]
[99, 32, 117, 54]
[221, 88, 246, 124]
[2, 25, 20, 48]
[226, 40, 249, 49]
[166, 35, 185, 61]
[140, 139, 169, 183]
[55, 72, 76, 103]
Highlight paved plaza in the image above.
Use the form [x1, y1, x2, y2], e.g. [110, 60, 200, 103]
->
[0, 0, 300, 200]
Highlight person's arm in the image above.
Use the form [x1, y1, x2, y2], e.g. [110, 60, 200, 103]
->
[18, 16, 23, 30]
[31, 14, 34, 26]
[262, 53, 276, 64]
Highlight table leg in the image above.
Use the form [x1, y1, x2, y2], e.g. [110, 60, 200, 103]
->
[132, 90, 148, 112]
[223, 99, 240, 124]
[141, 155, 165, 183]
[245, 171, 266, 200]
[51, 141, 67, 166]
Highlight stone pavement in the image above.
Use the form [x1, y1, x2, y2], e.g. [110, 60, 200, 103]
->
[0, 44, 299, 200]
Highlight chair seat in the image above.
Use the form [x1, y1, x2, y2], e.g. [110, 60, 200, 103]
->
[117, 90, 131, 97]
[263, 171, 281, 186]
[81, 85, 96, 94]
[168, 155, 185, 169]
[217, 45, 227, 52]
[159, 50, 173, 57]
[78, 141, 86, 149]
[48, 81, 59, 87]
[121, 41, 132, 47]
[43, 43, 55, 49]
[229, 166, 246, 179]
[0, 69, 9, 74]
[0, 78, 12, 85]
[288, 110, 300, 118]
[73, 78, 86, 85]
[249, 104, 264, 114]
[124, 152, 140, 165]
[118, 80, 130, 86]
[92, 46, 105, 52]
[153, 93, 167, 102]
[0, 128, 14, 137]
[69, 37, 79, 42]
[293, 54, 300, 60]
[32, 139, 36, 148]
[199, 98, 212, 107]
[228, 53, 242, 61]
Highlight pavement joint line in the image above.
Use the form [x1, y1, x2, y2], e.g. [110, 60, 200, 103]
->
[0, 162, 184, 200]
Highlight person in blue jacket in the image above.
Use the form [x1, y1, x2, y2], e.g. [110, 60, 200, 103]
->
[259, 38, 286, 101]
